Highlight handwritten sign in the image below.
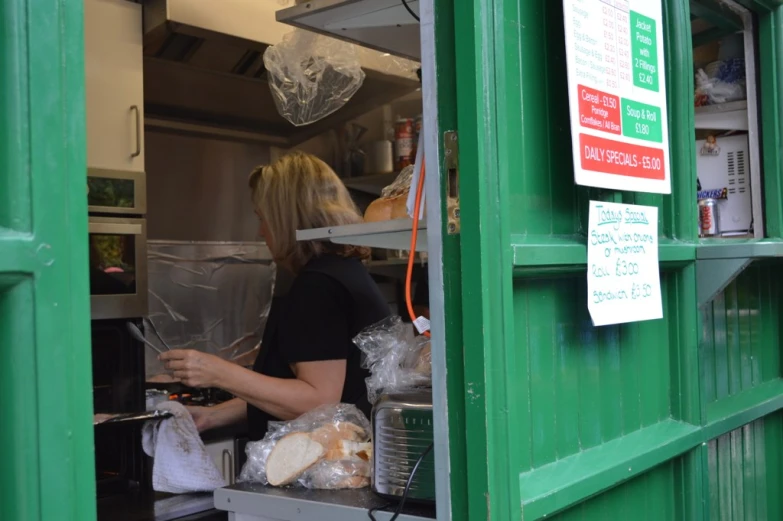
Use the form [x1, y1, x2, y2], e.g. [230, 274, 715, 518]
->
[563, 0, 671, 194]
[587, 201, 662, 326]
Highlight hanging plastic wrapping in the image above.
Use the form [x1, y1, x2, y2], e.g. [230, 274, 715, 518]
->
[353, 316, 432, 405]
[239, 404, 372, 489]
[144, 242, 275, 381]
[263, 30, 366, 126]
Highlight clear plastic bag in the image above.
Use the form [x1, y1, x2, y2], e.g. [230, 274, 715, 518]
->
[238, 403, 372, 489]
[263, 30, 366, 127]
[381, 164, 415, 199]
[695, 68, 746, 105]
[353, 316, 432, 405]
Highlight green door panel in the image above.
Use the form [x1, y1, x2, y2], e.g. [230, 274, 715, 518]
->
[451, 0, 783, 518]
[0, 1, 94, 520]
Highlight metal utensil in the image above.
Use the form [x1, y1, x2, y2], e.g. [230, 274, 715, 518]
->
[94, 409, 173, 427]
[143, 317, 172, 351]
[126, 321, 164, 355]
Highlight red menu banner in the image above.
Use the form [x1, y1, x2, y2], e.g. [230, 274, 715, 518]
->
[579, 133, 665, 180]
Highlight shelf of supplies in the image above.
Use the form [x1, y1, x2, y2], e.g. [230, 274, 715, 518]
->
[297, 218, 427, 252]
[342, 172, 399, 196]
[694, 100, 748, 131]
[366, 258, 428, 279]
[276, 0, 421, 61]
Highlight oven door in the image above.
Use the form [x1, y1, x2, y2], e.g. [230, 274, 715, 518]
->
[89, 217, 148, 320]
[87, 169, 146, 215]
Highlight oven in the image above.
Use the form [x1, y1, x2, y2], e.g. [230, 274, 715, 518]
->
[89, 216, 148, 320]
[92, 318, 148, 497]
[88, 168, 147, 215]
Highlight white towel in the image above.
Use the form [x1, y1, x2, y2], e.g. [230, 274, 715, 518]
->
[141, 401, 225, 494]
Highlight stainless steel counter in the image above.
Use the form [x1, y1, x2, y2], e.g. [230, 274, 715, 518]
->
[214, 483, 435, 521]
[97, 491, 224, 521]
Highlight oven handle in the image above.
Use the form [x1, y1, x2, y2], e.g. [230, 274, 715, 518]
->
[89, 222, 143, 235]
[130, 105, 141, 158]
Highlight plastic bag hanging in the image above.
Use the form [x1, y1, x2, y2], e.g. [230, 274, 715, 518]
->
[263, 30, 366, 127]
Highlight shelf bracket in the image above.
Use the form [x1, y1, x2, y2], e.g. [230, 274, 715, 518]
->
[444, 131, 460, 235]
[697, 257, 752, 307]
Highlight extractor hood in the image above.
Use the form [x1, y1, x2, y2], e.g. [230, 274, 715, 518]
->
[142, 0, 420, 146]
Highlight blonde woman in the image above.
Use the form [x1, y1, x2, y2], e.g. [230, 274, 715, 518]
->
[160, 152, 390, 441]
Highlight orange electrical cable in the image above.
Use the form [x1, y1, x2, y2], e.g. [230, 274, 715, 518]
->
[405, 157, 431, 338]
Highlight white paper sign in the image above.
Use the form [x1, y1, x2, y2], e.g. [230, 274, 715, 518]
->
[587, 201, 662, 326]
[563, 0, 671, 194]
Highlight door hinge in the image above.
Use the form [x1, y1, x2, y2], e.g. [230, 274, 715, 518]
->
[444, 131, 460, 235]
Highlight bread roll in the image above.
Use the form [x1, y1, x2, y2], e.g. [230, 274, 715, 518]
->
[389, 194, 410, 220]
[364, 198, 393, 222]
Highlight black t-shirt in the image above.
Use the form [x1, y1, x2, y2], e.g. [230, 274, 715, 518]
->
[247, 254, 391, 441]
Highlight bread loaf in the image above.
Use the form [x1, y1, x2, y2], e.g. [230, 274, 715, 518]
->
[415, 343, 432, 376]
[324, 440, 373, 462]
[266, 433, 325, 486]
[309, 422, 366, 448]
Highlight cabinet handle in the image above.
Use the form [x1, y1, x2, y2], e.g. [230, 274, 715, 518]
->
[130, 105, 141, 158]
[222, 449, 235, 485]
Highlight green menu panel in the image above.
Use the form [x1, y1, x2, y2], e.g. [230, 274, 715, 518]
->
[631, 11, 659, 92]
[621, 98, 663, 142]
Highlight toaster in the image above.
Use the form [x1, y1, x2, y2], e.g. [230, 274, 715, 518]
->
[371, 392, 435, 503]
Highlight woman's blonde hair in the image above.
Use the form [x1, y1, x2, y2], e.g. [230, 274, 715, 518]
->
[248, 151, 369, 272]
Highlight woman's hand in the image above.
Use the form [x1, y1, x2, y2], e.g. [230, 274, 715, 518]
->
[159, 349, 229, 388]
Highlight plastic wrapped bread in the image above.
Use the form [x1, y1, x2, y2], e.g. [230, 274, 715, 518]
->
[239, 404, 372, 489]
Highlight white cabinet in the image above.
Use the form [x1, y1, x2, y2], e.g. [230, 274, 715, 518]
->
[205, 438, 236, 486]
[84, 0, 145, 172]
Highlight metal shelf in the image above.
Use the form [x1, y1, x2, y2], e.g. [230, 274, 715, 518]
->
[694, 100, 748, 131]
[696, 239, 783, 306]
[342, 172, 399, 196]
[276, 0, 421, 61]
[297, 218, 427, 252]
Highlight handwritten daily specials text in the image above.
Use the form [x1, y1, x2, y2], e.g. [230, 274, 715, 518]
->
[563, 0, 671, 194]
[587, 201, 663, 326]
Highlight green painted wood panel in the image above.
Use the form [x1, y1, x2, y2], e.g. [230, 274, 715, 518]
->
[513, 274, 674, 471]
[547, 463, 677, 521]
[699, 266, 782, 406]
[0, 0, 94, 520]
[706, 415, 783, 521]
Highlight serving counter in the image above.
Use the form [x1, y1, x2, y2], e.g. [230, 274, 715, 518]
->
[214, 483, 435, 521]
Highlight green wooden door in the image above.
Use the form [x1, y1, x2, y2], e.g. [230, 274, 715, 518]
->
[447, 0, 783, 519]
[0, 0, 95, 520]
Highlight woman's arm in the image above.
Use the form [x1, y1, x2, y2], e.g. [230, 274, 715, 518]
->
[190, 397, 247, 432]
[217, 359, 346, 421]
[160, 350, 346, 421]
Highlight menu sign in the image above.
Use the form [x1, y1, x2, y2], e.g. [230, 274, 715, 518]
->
[563, 0, 671, 194]
[587, 201, 663, 326]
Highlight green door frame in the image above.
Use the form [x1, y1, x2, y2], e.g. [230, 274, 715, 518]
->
[0, 1, 95, 520]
